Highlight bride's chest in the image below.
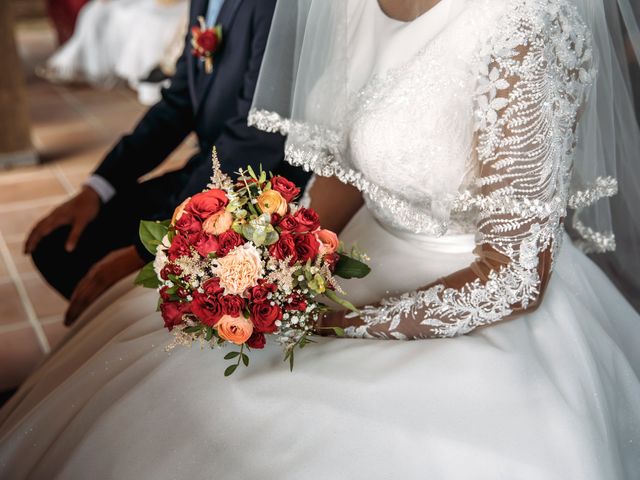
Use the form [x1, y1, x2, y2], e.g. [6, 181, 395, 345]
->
[347, 7, 498, 200]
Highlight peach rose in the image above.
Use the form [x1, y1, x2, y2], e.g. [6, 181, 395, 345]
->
[257, 190, 288, 216]
[216, 314, 254, 345]
[203, 210, 233, 235]
[171, 197, 191, 225]
[316, 229, 339, 254]
[213, 243, 264, 295]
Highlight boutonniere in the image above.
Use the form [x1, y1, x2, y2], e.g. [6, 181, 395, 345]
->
[191, 16, 223, 74]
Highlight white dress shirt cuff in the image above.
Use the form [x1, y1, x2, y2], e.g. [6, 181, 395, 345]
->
[84, 175, 116, 203]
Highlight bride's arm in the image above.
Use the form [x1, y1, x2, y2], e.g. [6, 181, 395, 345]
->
[319, 14, 592, 340]
[308, 175, 364, 234]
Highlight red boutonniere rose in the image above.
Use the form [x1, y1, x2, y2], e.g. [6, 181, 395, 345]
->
[191, 16, 222, 74]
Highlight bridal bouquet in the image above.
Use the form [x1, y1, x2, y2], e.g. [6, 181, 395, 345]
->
[136, 151, 369, 375]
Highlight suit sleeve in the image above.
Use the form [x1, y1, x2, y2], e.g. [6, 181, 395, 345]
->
[179, 0, 285, 199]
[93, 31, 195, 192]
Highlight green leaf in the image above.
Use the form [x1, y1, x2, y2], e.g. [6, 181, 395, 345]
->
[134, 262, 160, 289]
[204, 326, 214, 341]
[246, 165, 257, 181]
[289, 352, 295, 372]
[333, 253, 371, 279]
[332, 327, 346, 337]
[183, 325, 203, 334]
[224, 351, 241, 360]
[139, 220, 170, 254]
[224, 364, 238, 376]
[325, 289, 359, 313]
[242, 354, 249, 367]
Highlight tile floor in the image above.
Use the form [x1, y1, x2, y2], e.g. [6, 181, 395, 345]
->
[0, 19, 195, 390]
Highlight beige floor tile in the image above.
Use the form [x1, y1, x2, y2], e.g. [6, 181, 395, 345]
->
[33, 120, 103, 156]
[0, 325, 44, 391]
[0, 254, 7, 279]
[5, 239, 37, 275]
[0, 282, 30, 326]
[0, 201, 65, 238]
[22, 275, 68, 319]
[0, 172, 67, 205]
[42, 317, 69, 350]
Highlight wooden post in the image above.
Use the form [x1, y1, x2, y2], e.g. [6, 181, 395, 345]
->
[0, 1, 38, 167]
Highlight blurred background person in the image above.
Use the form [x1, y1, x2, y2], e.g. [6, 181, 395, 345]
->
[39, 0, 188, 104]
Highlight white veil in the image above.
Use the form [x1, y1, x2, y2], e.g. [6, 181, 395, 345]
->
[249, 0, 640, 307]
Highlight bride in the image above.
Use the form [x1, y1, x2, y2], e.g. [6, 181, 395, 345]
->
[2, 0, 640, 478]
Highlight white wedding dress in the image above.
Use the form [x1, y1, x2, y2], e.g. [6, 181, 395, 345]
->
[44, 0, 188, 87]
[2, 0, 640, 478]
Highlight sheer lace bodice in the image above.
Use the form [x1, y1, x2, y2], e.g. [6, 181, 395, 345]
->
[249, 0, 615, 339]
[341, 0, 597, 338]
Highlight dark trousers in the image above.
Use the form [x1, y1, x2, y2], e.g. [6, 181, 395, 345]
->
[32, 171, 188, 299]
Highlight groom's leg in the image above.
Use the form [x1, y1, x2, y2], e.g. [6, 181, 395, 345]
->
[31, 171, 188, 298]
[30, 191, 144, 299]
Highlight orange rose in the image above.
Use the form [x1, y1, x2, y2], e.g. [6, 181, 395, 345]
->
[257, 190, 288, 216]
[216, 314, 254, 345]
[203, 210, 233, 235]
[171, 197, 191, 225]
[316, 229, 339, 254]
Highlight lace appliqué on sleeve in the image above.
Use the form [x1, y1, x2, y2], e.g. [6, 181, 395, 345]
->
[345, 1, 595, 340]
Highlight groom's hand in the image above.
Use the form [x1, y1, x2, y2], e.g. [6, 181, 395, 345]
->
[25, 186, 101, 254]
[65, 246, 145, 326]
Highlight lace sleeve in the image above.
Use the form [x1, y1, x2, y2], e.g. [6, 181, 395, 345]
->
[341, 8, 593, 340]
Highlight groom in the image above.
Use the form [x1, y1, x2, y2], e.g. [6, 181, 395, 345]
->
[25, 0, 307, 324]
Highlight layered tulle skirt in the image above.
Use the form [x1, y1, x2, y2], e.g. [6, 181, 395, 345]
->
[1, 207, 639, 479]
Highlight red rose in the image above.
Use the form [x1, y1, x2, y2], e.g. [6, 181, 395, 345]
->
[324, 252, 340, 272]
[285, 293, 308, 312]
[168, 234, 191, 260]
[271, 176, 301, 202]
[160, 263, 182, 281]
[293, 207, 320, 233]
[160, 286, 171, 301]
[197, 30, 219, 52]
[278, 215, 299, 232]
[217, 231, 245, 256]
[247, 332, 266, 349]
[194, 233, 219, 257]
[202, 277, 224, 296]
[186, 189, 228, 220]
[160, 301, 189, 331]
[248, 281, 277, 303]
[191, 291, 224, 326]
[269, 232, 297, 262]
[174, 213, 202, 235]
[250, 302, 282, 333]
[294, 233, 320, 263]
[220, 295, 245, 317]
[270, 213, 282, 225]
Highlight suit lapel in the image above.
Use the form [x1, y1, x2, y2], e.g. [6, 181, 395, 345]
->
[187, 0, 209, 107]
[195, 0, 244, 114]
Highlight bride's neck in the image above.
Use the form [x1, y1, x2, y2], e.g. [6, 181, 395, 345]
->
[377, 0, 442, 22]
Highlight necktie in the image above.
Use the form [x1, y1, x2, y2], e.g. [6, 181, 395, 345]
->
[205, 0, 225, 27]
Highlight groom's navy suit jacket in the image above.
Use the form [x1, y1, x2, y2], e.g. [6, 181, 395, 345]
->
[32, 0, 308, 298]
[95, 0, 304, 212]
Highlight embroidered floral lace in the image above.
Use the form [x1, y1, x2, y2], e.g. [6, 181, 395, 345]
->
[249, 0, 617, 339]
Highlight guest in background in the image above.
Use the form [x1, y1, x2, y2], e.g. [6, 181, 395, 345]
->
[41, 0, 188, 93]
[46, 0, 89, 44]
[25, 0, 309, 325]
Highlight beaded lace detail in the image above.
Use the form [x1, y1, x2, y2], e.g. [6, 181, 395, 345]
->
[343, 0, 597, 339]
[247, 0, 615, 247]
[248, 0, 616, 339]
